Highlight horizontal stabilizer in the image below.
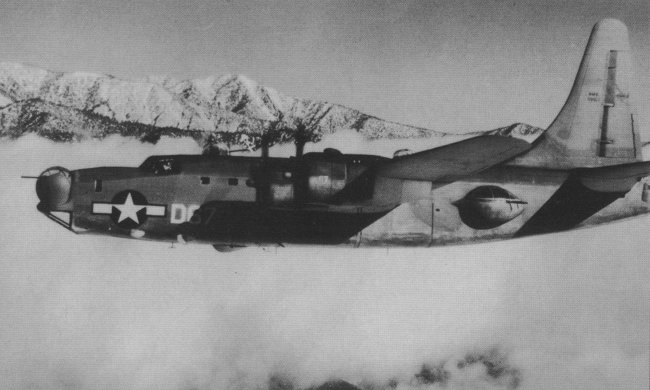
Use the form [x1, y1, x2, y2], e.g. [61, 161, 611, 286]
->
[576, 161, 650, 192]
[377, 135, 532, 182]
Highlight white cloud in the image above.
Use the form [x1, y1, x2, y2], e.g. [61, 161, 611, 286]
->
[0, 137, 648, 389]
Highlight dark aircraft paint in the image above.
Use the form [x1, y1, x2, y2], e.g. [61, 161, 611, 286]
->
[180, 202, 394, 245]
[36, 151, 398, 246]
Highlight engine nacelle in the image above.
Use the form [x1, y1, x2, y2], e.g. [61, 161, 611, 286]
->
[454, 185, 527, 229]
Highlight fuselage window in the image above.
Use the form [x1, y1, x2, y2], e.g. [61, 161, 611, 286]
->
[228, 178, 239, 186]
[200, 177, 210, 185]
[174, 207, 184, 221]
[94, 179, 102, 192]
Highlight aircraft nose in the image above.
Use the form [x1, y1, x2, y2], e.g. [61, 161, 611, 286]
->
[36, 167, 71, 210]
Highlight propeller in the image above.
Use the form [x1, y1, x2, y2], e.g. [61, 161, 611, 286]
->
[294, 124, 307, 158]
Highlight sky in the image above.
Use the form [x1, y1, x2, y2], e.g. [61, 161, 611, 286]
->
[0, 0, 647, 132]
[0, 2, 649, 389]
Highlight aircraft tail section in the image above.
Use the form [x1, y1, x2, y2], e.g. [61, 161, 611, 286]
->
[518, 19, 641, 168]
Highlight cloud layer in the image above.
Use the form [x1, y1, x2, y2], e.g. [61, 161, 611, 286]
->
[0, 136, 648, 389]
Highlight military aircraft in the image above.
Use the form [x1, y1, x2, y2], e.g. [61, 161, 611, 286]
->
[33, 19, 650, 250]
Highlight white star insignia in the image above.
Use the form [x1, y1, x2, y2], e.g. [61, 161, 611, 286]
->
[92, 191, 166, 226]
[114, 193, 145, 224]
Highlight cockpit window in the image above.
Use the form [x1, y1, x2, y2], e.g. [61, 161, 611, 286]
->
[144, 158, 181, 175]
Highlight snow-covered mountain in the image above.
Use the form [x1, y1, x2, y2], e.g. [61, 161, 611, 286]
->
[0, 62, 543, 152]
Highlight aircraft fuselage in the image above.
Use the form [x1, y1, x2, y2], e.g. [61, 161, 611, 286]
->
[35, 150, 650, 247]
[37, 151, 402, 246]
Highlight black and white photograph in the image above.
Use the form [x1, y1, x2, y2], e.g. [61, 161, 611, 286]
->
[0, 1, 648, 389]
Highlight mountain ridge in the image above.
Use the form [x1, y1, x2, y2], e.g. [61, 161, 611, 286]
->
[0, 62, 543, 152]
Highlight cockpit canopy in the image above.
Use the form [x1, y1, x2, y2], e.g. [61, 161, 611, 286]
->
[140, 156, 181, 175]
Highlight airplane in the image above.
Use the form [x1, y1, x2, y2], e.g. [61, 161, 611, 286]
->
[32, 18, 650, 251]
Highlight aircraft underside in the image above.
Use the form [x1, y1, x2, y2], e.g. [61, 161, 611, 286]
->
[67, 200, 397, 246]
[178, 202, 396, 245]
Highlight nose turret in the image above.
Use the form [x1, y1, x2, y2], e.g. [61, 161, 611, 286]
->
[36, 167, 71, 211]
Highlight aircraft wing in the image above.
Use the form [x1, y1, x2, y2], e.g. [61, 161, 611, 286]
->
[516, 161, 650, 237]
[376, 135, 533, 182]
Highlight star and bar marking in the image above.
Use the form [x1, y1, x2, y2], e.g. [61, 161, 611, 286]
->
[92, 190, 166, 229]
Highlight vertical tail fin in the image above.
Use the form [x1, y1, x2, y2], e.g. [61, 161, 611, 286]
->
[526, 19, 640, 168]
